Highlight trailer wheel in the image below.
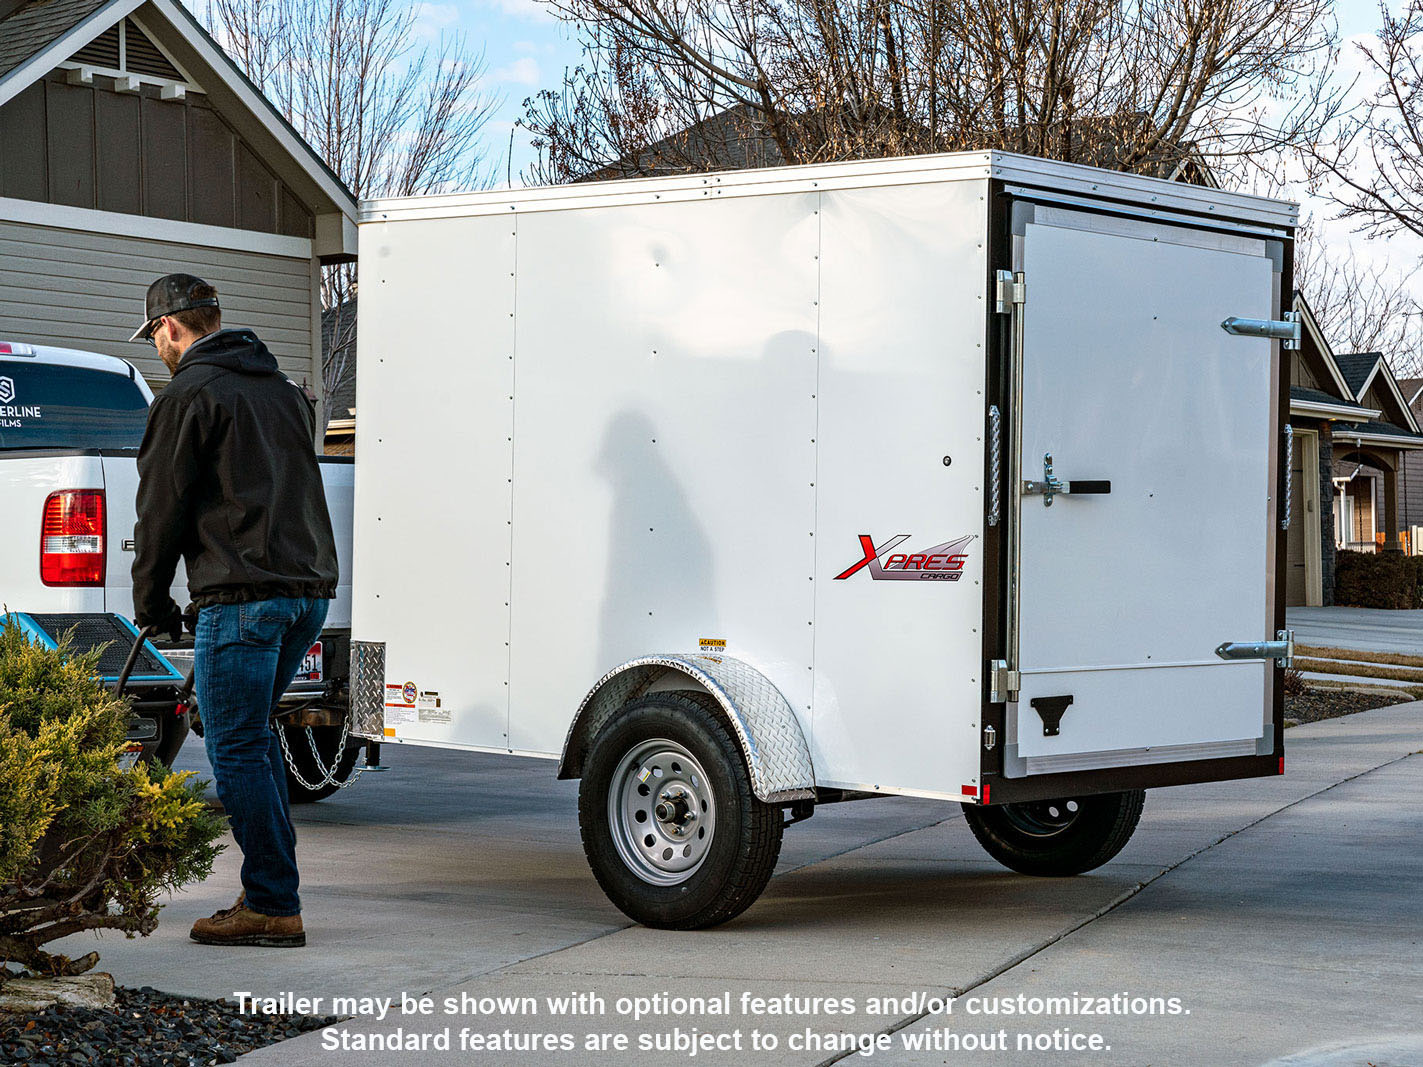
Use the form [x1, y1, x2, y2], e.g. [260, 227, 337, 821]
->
[963, 790, 1145, 876]
[280, 723, 361, 803]
[579, 693, 783, 929]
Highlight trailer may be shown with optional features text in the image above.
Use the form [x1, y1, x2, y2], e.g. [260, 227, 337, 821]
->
[349, 150, 1296, 927]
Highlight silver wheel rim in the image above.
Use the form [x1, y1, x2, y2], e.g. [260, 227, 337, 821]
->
[608, 738, 717, 886]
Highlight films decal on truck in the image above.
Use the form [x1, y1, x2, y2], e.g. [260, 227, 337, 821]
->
[0, 376, 43, 429]
[833, 534, 975, 582]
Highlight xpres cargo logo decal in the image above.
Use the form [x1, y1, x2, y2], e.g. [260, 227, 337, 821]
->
[834, 534, 975, 582]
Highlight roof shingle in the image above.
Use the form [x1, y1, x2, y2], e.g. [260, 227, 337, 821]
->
[1334, 352, 1382, 398]
[0, 0, 113, 80]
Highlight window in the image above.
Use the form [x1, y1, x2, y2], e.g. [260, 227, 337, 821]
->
[0, 364, 149, 450]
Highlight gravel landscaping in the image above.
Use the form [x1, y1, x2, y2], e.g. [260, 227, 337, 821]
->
[0, 985, 335, 1066]
[1285, 686, 1411, 725]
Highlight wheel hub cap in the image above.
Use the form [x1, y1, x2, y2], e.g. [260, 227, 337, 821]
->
[608, 739, 717, 886]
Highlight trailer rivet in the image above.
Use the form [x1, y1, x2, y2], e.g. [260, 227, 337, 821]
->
[943, 456, 952, 466]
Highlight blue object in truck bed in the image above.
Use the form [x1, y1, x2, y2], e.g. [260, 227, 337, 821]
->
[2, 612, 183, 684]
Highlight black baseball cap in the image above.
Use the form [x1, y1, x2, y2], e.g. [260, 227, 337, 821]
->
[130, 273, 220, 342]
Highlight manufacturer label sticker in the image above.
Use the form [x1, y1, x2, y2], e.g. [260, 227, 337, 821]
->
[834, 534, 975, 582]
[417, 691, 449, 723]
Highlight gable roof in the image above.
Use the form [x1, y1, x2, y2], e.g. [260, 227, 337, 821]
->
[1338, 351, 1422, 435]
[0, 0, 356, 224]
[1291, 292, 1357, 403]
[1334, 352, 1382, 398]
[0, 0, 109, 78]
[1289, 386, 1374, 422]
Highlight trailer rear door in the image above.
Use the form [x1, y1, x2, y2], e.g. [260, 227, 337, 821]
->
[1004, 202, 1283, 778]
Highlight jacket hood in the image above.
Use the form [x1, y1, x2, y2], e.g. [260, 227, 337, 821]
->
[175, 329, 280, 377]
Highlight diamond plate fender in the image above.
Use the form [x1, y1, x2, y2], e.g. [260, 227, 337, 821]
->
[558, 654, 816, 803]
[349, 640, 386, 740]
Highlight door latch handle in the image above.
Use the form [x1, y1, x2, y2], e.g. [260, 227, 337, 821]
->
[1215, 630, 1295, 669]
[1022, 454, 1111, 507]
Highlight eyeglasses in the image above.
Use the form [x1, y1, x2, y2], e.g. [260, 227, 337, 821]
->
[145, 317, 165, 346]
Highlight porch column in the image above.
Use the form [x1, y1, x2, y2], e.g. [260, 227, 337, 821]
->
[1383, 465, 1403, 553]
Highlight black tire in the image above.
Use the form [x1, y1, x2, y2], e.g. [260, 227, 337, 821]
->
[963, 790, 1145, 876]
[578, 693, 783, 929]
[280, 723, 361, 803]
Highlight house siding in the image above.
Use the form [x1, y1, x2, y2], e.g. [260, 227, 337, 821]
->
[0, 73, 314, 239]
[0, 216, 316, 390]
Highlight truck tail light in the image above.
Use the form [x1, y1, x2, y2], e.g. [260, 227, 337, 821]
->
[40, 489, 106, 586]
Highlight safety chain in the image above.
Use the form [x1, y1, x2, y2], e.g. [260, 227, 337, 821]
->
[276, 713, 364, 792]
[987, 404, 1003, 527]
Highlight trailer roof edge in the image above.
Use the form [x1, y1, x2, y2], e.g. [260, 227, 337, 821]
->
[359, 150, 1298, 231]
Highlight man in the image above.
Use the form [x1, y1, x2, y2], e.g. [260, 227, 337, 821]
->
[130, 273, 338, 948]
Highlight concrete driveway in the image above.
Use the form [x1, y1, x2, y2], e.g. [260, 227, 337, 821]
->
[57, 704, 1423, 1066]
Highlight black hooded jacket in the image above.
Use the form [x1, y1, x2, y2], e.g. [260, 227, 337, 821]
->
[131, 328, 338, 627]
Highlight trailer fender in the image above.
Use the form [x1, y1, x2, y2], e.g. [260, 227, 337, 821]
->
[558, 655, 815, 804]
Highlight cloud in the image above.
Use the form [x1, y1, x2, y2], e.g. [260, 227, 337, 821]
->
[476, 0, 554, 21]
[413, 2, 460, 39]
[491, 56, 541, 86]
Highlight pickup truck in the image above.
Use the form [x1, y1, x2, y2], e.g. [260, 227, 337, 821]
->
[0, 339, 363, 800]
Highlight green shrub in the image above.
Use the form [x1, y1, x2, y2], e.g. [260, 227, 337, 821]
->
[1333, 550, 1423, 609]
[0, 617, 225, 977]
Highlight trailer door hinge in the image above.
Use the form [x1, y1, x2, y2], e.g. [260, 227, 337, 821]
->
[982, 724, 997, 751]
[1221, 311, 1300, 351]
[1215, 629, 1295, 669]
[989, 659, 1019, 703]
[995, 269, 1025, 314]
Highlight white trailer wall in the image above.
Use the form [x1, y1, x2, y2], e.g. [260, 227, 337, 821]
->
[356, 173, 988, 797]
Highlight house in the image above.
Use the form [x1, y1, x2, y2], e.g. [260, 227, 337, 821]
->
[0, 0, 357, 427]
[584, 103, 1219, 184]
[321, 297, 355, 454]
[1398, 377, 1423, 541]
[1286, 294, 1423, 606]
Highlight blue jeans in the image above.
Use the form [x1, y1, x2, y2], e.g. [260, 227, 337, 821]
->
[194, 596, 329, 917]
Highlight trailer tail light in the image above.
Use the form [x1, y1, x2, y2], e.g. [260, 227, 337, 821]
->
[40, 489, 106, 586]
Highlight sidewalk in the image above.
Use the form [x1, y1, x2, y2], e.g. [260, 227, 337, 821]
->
[222, 701, 1423, 1066]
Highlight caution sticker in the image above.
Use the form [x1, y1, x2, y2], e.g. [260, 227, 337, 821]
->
[384, 682, 416, 726]
[699, 638, 727, 651]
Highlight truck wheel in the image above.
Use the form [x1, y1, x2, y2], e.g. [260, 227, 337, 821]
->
[963, 790, 1145, 876]
[151, 712, 190, 769]
[280, 723, 361, 803]
[578, 693, 783, 929]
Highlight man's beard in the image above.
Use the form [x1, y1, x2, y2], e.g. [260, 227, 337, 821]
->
[156, 335, 182, 374]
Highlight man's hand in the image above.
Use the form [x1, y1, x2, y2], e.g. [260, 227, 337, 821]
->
[157, 602, 184, 643]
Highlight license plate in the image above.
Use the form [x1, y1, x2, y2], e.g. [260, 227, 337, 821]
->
[298, 641, 323, 682]
[118, 742, 144, 770]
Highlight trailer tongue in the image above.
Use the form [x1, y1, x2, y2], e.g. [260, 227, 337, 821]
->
[350, 150, 1294, 926]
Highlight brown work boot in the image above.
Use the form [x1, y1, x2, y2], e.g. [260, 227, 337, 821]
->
[190, 898, 304, 947]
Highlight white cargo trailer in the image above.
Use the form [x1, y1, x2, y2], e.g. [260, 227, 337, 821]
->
[350, 151, 1296, 927]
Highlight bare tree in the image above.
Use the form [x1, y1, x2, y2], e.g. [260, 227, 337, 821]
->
[521, 0, 1340, 185]
[1302, 0, 1423, 244]
[205, 0, 497, 427]
[1295, 218, 1423, 377]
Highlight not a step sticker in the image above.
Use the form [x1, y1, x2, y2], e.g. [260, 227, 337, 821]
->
[417, 690, 449, 724]
[384, 681, 417, 726]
